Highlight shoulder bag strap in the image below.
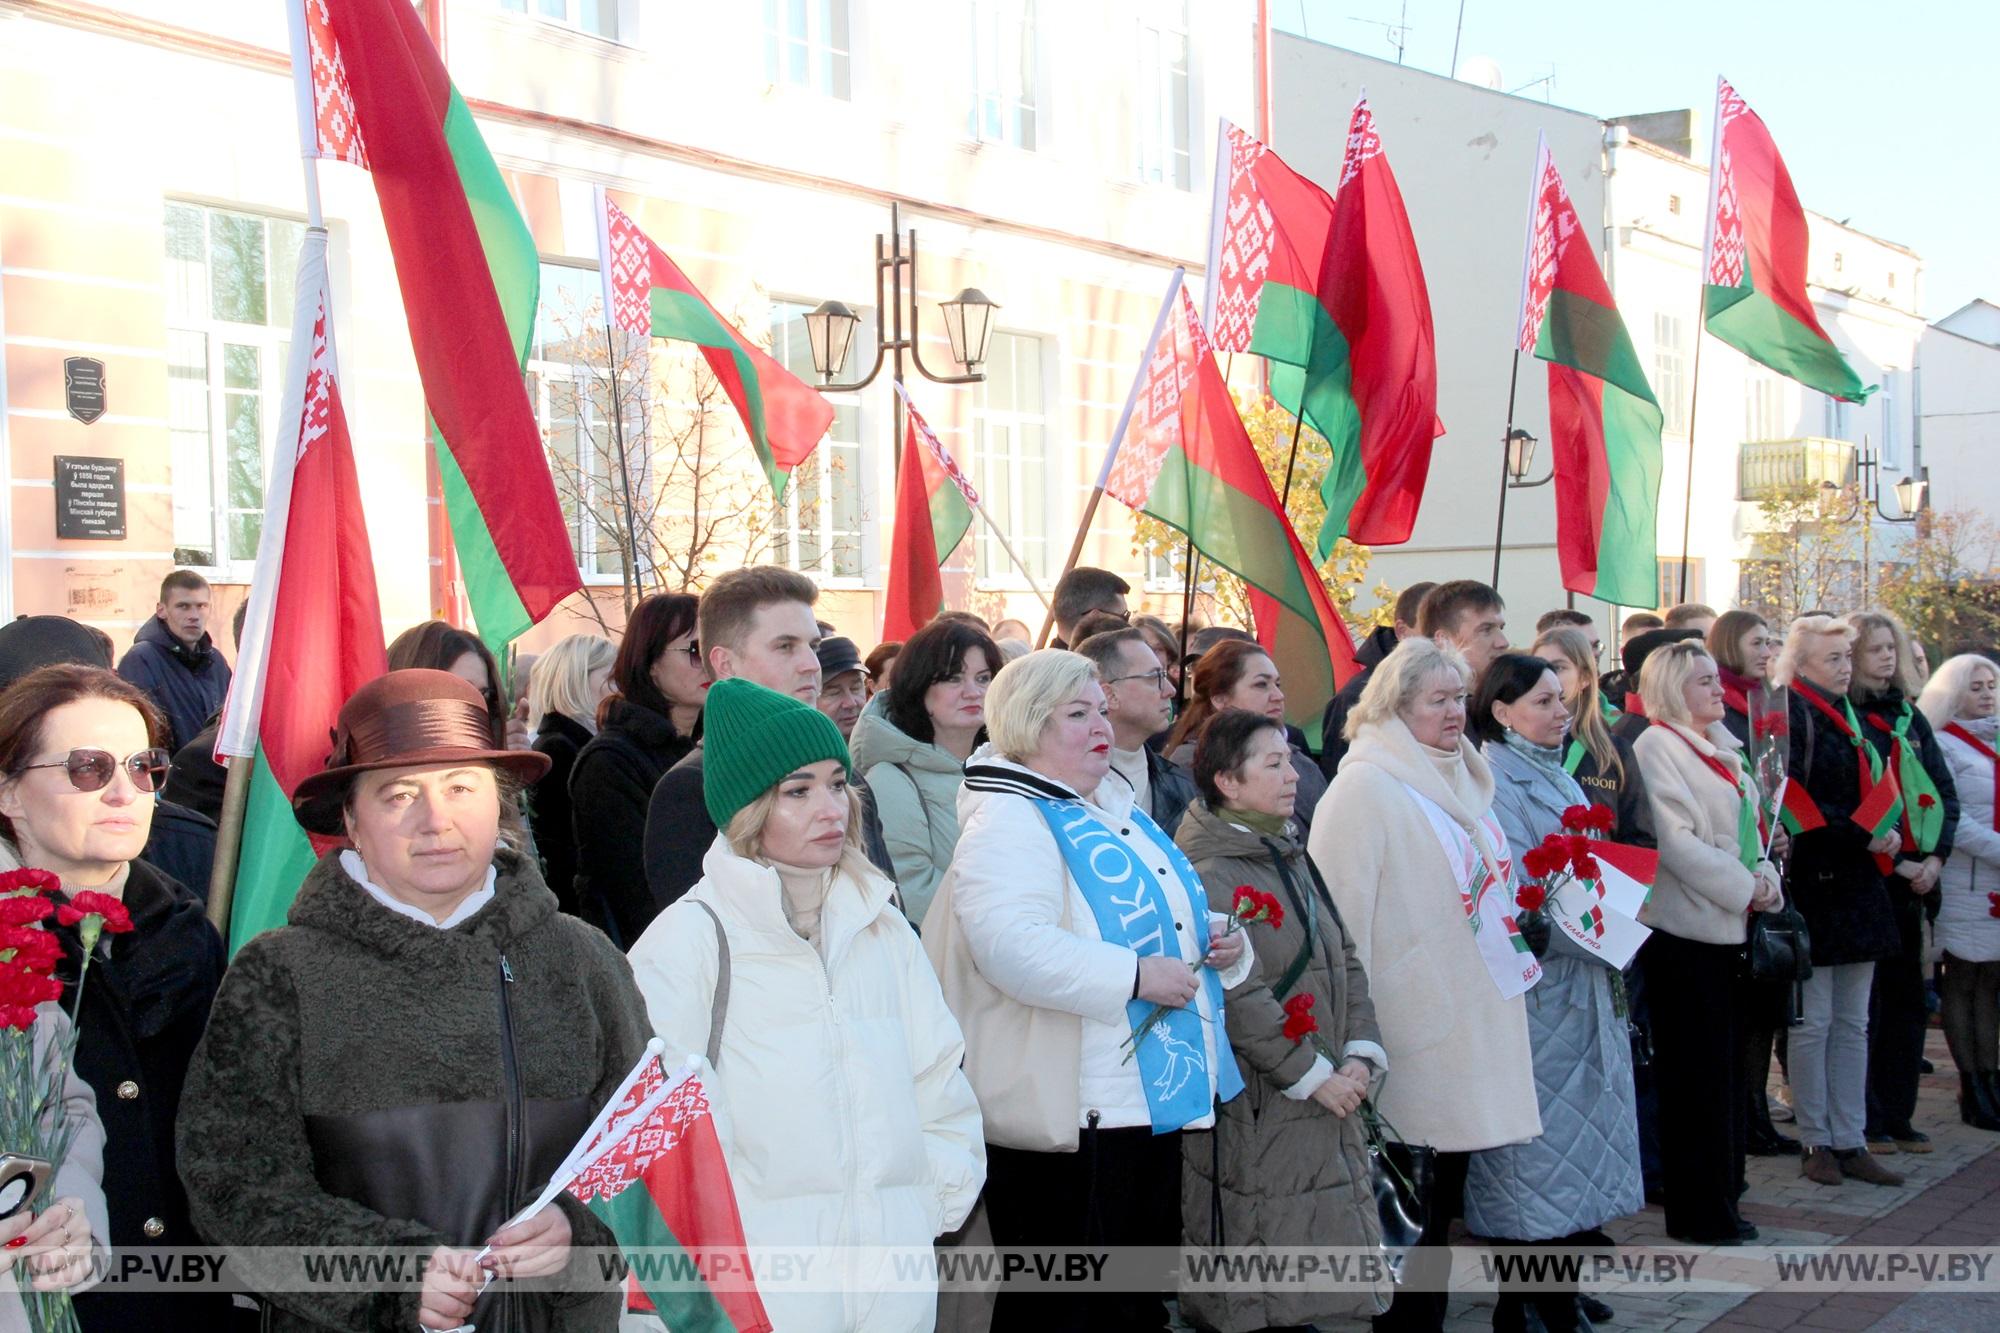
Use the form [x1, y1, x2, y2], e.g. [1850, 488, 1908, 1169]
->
[688, 900, 730, 1070]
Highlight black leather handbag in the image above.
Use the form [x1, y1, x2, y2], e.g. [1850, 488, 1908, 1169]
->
[1357, 1097, 1430, 1283]
[1745, 895, 1813, 1023]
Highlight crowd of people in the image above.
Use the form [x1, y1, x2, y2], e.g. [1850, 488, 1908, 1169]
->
[0, 560, 1994, 1332]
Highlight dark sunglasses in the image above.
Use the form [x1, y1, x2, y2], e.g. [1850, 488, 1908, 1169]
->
[19, 747, 173, 794]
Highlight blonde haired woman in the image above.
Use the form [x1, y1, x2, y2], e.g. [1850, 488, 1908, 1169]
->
[628, 679, 982, 1333]
[1632, 640, 1783, 1242]
[1310, 638, 1541, 1333]
[1842, 610, 1958, 1155]
[925, 648, 1251, 1330]
[1919, 654, 2000, 1130]
[525, 634, 615, 916]
[1771, 617, 1906, 1186]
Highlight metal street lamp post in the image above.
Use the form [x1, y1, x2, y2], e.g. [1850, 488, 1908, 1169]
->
[1491, 427, 1550, 589]
[1816, 437, 1928, 606]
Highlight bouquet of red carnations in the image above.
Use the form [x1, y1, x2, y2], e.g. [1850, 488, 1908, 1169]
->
[1122, 885, 1283, 1062]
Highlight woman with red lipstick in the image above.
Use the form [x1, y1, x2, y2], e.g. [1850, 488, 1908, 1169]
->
[629, 679, 982, 1333]
[569, 592, 706, 948]
[0, 664, 225, 1331]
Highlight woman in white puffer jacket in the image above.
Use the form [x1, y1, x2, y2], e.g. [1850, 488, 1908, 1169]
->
[629, 679, 984, 1332]
[1918, 654, 2000, 1132]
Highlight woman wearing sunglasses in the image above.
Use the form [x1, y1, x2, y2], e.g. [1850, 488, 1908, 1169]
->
[0, 664, 227, 1331]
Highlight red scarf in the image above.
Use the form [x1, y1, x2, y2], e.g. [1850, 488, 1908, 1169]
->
[1944, 722, 2000, 834]
[1718, 666, 1757, 722]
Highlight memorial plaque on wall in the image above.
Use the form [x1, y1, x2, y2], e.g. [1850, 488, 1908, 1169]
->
[64, 357, 106, 425]
[54, 456, 126, 540]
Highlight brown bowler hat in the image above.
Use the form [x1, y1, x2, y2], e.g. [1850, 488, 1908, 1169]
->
[291, 669, 550, 836]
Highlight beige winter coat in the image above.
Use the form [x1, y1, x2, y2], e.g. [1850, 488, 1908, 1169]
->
[1633, 720, 1770, 945]
[1308, 719, 1541, 1152]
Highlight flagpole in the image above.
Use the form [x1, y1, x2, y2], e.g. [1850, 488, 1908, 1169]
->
[968, 496, 1053, 614]
[209, 0, 333, 937]
[1677, 324, 1706, 603]
[1679, 77, 1728, 606]
[1490, 350, 1523, 591]
[1278, 406, 1308, 507]
[1039, 267, 1186, 647]
[1177, 543, 1202, 713]
[601, 324, 648, 603]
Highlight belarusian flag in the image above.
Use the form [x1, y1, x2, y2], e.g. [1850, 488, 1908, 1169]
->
[1557, 841, 1656, 969]
[565, 1063, 773, 1333]
[1517, 136, 1664, 608]
[1211, 107, 1441, 556]
[1702, 78, 1872, 402]
[1105, 272, 1360, 746]
[215, 229, 385, 952]
[1204, 119, 1333, 355]
[882, 385, 976, 642]
[597, 189, 834, 497]
[308, 0, 580, 649]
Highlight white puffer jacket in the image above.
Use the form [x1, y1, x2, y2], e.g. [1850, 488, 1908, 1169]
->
[930, 753, 1252, 1133]
[1936, 717, 2000, 963]
[629, 840, 985, 1333]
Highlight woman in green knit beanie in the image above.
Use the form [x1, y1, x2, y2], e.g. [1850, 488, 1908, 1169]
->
[627, 678, 985, 1332]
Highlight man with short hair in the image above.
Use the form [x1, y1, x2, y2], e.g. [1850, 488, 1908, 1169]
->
[1417, 579, 1510, 683]
[1601, 614, 1669, 710]
[643, 568, 893, 908]
[1536, 607, 1602, 663]
[1620, 611, 1666, 648]
[814, 636, 870, 739]
[1317, 580, 1436, 777]
[1664, 602, 1718, 635]
[1050, 566, 1131, 647]
[1075, 628, 1196, 833]
[117, 570, 232, 751]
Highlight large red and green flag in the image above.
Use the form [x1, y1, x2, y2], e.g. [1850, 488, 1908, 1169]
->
[564, 1060, 773, 1333]
[1703, 78, 1872, 402]
[306, 0, 580, 650]
[1207, 109, 1442, 556]
[1516, 135, 1664, 608]
[215, 229, 386, 952]
[1105, 272, 1360, 746]
[597, 189, 834, 497]
[882, 385, 977, 642]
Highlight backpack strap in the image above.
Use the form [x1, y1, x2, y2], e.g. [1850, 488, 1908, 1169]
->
[688, 900, 730, 1070]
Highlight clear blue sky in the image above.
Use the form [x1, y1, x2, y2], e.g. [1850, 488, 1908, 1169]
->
[1277, 1, 1997, 321]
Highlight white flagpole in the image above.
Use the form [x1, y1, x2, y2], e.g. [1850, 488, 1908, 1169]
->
[893, 383, 1050, 614]
[1201, 118, 1232, 329]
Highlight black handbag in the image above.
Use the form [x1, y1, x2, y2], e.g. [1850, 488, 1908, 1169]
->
[1745, 894, 1813, 1023]
[1357, 1095, 1430, 1283]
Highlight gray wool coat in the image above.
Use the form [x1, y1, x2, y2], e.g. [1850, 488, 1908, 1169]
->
[1175, 800, 1390, 1329]
[1464, 739, 1643, 1242]
[177, 849, 653, 1332]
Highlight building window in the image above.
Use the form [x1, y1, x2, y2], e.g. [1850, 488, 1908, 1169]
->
[1832, 252, 1844, 273]
[974, 331, 1052, 583]
[1877, 368, 1900, 469]
[164, 202, 304, 571]
[498, 0, 619, 42]
[768, 300, 868, 581]
[1653, 313, 1687, 435]
[1667, 193, 1681, 215]
[526, 262, 646, 583]
[1657, 558, 1702, 610]
[1745, 372, 1788, 442]
[1135, 1, 1191, 189]
[764, 0, 851, 99]
[971, 0, 1039, 150]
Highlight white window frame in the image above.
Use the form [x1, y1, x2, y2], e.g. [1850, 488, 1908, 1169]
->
[768, 298, 868, 585]
[164, 201, 305, 578]
[495, 0, 625, 44]
[1652, 312, 1687, 436]
[970, 0, 1041, 151]
[1135, 0, 1192, 189]
[973, 330, 1057, 588]
[764, 0, 853, 100]
[1876, 368, 1900, 468]
[1746, 372, 1789, 442]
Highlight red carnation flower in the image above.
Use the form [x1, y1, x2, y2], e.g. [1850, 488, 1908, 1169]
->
[1515, 884, 1547, 913]
[1231, 886, 1260, 918]
[0, 897, 53, 927]
[1281, 992, 1319, 1043]
[1572, 854, 1603, 882]
[1592, 807, 1616, 833]
[1566, 834, 1593, 861]
[0, 1004, 36, 1032]
[56, 891, 133, 935]
[1561, 805, 1597, 833]
[1258, 891, 1286, 931]
[0, 869, 59, 896]
[1917, 794, 1936, 810]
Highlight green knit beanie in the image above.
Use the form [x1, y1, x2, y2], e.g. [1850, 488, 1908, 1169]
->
[701, 677, 852, 829]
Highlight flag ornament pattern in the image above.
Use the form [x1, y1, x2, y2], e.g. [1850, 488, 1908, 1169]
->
[1517, 138, 1664, 609]
[216, 232, 386, 951]
[312, 0, 581, 649]
[599, 193, 834, 498]
[1703, 78, 1872, 402]
[1104, 277, 1360, 746]
[565, 1064, 775, 1333]
[301, 0, 366, 167]
[881, 387, 977, 643]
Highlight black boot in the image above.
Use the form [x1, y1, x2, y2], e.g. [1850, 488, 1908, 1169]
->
[1969, 1072, 2000, 1132]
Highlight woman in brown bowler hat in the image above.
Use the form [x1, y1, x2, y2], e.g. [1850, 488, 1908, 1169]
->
[177, 669, 653, 1332]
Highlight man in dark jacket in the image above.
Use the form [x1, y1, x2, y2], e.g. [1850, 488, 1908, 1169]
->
[116, 570, 231, 751]
[643, 568, 893, 907]
[1076, 627, 1197, 834]
[1317, 581, 1434, 778]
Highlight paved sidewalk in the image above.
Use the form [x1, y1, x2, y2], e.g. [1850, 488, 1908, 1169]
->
[1434, 1026, 2000, 1332]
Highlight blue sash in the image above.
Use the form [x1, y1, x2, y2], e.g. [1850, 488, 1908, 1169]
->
[1030, 797, 1244, 1133]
